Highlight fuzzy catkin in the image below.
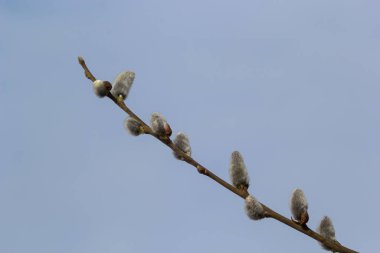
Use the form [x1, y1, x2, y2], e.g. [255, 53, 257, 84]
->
[245, 195, 265, 220]
[317, 216, 336, 250]
[111, 71, 135, 100]
[290, 188, 308, 223]
[124, 117, 143, 136]
[173, 132, 191, 160]
[229, 151, 250, 189]
[93, 80, 111, 97]
[150, 112, 171, 136]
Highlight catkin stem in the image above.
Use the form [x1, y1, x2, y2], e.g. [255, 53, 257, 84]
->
[78, 57, 358, 253]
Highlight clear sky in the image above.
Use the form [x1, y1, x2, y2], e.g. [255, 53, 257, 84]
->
[1, 1, 379, 252]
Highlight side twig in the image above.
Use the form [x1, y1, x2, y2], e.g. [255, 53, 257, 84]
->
[78, 57, 358, 253]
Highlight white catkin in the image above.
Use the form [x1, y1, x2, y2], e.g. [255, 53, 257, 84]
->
[124, 118, 143, 136]
[111, 71, 135, 100]
[93, 80, 110, 97]
[290, 188, 308, 221]
[229, 151, 250, 189]
[245, 195, 265, 220]
[317, 216, 336, 251]
[173, 132, 191, 160]
[150, 112, 170, 136]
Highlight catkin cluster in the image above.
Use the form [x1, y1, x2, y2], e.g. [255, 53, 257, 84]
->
[83, 58, 349, 253]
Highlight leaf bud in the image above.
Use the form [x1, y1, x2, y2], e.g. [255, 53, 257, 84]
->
[245, 195, 265, 220]
[124, 117, 144, 136]
[173, 132, 192, 160]
[150, 112, 172, 137]
[317, 216, 336, 251]
[290, 188, 309, 225]
[93, 80, 112, 98]
[229, 151, 250, 190]
[111, 71, 135, 100]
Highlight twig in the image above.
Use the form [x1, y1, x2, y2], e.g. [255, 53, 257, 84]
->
[77, 56, 358, 253]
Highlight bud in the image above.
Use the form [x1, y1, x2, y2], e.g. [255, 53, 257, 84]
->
[245, 195, 265, 220]
[93, 80, 112, 97]
[111, 71, 135, 100]
[77, 56, 85, 65]
[124, 117, 144, 136]
[229, 151, 250, 190]
[290, 188, 309, 225]
[150, 112, 172, 136]
[173, 132, 191, 160]
[317, 216, 336, 250]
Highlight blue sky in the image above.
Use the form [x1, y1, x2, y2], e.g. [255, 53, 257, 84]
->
[1, 1, 379, 252]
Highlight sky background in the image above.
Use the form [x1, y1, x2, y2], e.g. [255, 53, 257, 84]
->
[1, 0, 379, 252]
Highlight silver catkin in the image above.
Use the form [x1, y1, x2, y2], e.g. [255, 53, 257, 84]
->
[317, 216, 336, 251]
[111, 71, 135, 100]
[229, 151, 250, 189]
[173, 132, 191, 160]
[124, 117, 144, 136]
[150, 112, 171, 136]
[290, 188, 309, 222]
[93, 80, 111, 97]
[245, 195, 265, 220]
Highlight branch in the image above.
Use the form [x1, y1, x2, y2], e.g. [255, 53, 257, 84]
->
[77, 56, 358, 253]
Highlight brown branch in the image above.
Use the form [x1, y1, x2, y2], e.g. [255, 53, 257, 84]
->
[77, 56, 359, 253]
[78, 56, 96, 82]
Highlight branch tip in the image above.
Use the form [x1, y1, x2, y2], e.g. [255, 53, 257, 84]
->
[78, 56, 85, 65]
[77, 56, 96, 82]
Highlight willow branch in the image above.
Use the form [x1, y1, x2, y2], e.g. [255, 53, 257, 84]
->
[77, 56, 358, 253]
